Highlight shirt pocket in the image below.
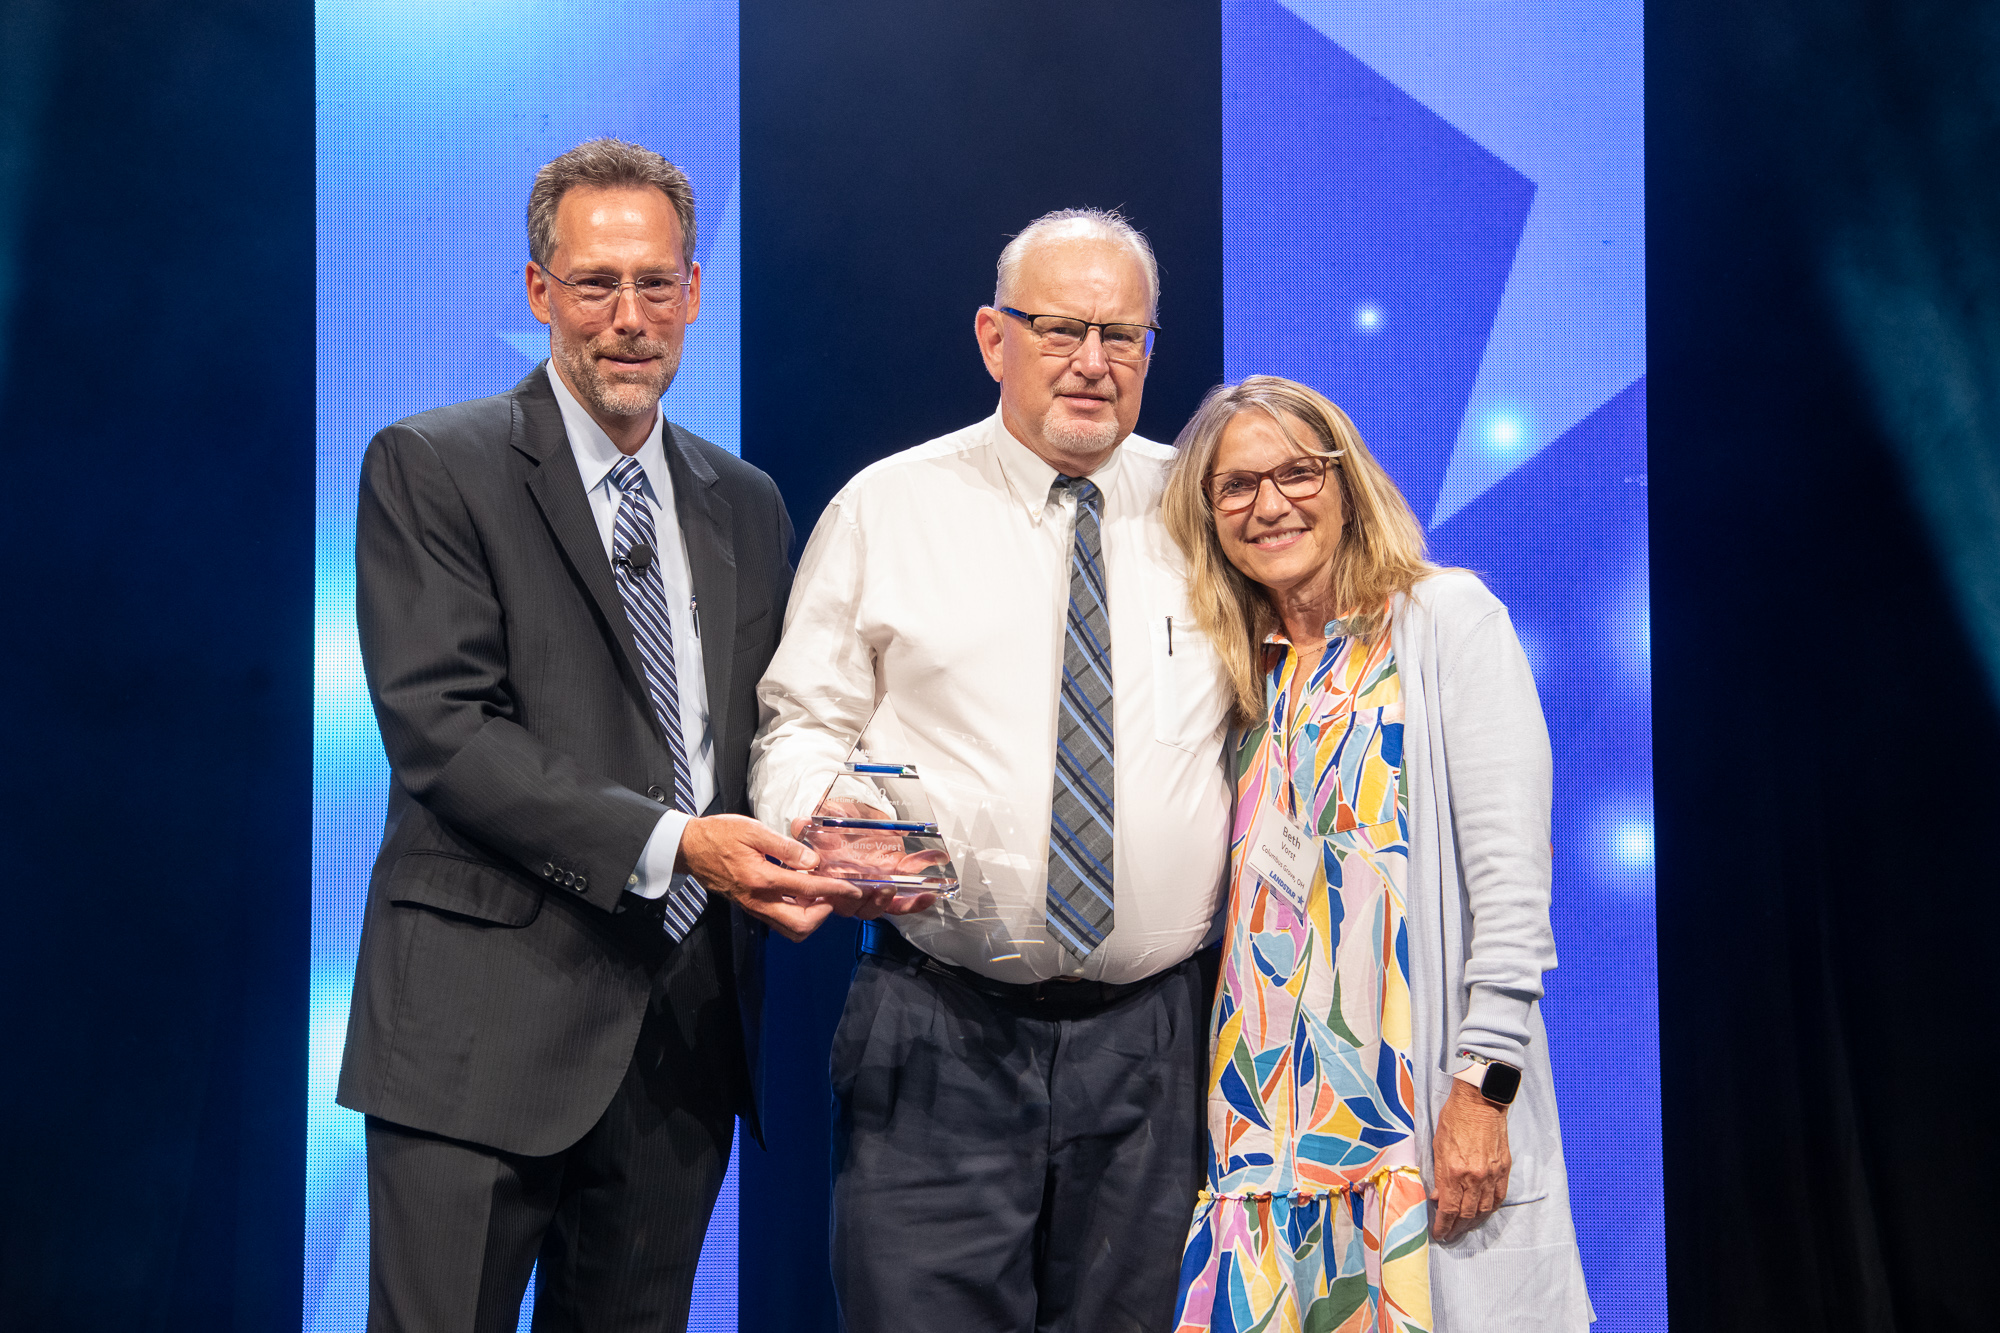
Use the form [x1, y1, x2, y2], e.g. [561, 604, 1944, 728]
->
[1149, 609, 1232, 755]
[1315, 701, 1406, 834]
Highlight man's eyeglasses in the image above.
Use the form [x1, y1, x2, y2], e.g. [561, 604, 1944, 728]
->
[998, 307, 1157, 363]
[1203, 457, 1336, 514]
[538, 264, 691, 313]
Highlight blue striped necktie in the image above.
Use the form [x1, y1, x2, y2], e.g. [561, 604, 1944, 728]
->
[609, 455, 707, 942]
[1045, 474, 1115, 962]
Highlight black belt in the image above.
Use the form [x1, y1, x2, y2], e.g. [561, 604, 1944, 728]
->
[857, 918, 1197, 1017]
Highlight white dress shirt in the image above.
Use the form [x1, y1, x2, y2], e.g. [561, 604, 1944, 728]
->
[546, 364, 715, 900]
[750, 412, 1234, 983]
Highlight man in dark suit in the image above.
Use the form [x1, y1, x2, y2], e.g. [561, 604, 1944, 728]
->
[336, 138, 851, 1332]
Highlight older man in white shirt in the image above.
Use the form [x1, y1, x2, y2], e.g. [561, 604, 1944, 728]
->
[750, 209, 1233, 1333]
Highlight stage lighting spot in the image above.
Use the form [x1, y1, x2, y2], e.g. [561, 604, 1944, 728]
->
[1484, 413, 1524, 454]
[1612, 820, 1654, 869]
[315, 613, 364, 693]
[1353, 302, 1385, 331]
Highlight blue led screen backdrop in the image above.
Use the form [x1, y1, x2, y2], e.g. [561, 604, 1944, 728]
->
[311, 3, 742, 1328]
[1224, 1, 1660, 1327]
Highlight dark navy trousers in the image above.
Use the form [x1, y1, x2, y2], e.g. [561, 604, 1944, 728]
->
[830, 946, 1213, 1333]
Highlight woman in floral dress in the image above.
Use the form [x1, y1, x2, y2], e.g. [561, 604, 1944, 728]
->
[1161, 378, 1591, 1332]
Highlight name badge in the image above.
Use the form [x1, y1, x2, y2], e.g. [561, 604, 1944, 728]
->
[1245, 806, 1319, 916]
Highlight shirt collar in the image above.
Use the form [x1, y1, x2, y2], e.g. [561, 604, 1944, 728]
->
[546, 361, 666, 498]
[983, 410, 1126, 527]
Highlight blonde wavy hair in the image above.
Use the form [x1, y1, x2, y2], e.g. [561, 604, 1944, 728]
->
[1163, 376, 1439, 723]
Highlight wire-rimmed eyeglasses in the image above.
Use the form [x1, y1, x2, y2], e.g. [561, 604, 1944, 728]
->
[538, 263, 691, 313]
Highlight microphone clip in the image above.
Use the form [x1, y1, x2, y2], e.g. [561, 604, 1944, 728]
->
[615, 540, 656, 577]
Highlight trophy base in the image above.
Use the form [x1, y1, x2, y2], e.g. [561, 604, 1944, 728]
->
[824, 871, 962, 895]
[803, 814, 961, 901]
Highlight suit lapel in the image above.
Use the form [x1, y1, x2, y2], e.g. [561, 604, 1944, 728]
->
[662, 422, 737, 774]
[514, 368, 657, 722]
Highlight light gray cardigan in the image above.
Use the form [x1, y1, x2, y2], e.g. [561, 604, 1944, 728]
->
[1390, 571, 1594, 1329]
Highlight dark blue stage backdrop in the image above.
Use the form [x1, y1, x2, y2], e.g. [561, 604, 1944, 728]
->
[311, 3, 1657, 1330]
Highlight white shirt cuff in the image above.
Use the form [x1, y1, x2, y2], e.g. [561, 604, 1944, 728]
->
[625, 810, 695, 900]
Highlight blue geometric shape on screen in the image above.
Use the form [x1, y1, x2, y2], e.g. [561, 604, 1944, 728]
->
[1224, 0, 1535, 523]
[1276, 0, 1646, 525]
[1428, 378, 1652, 912]
[1424, 376, 1662, 1330]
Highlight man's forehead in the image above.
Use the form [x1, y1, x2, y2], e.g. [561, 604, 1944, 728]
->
[558, 182, 673, 215]
[553, 186, 684, 248]
[1018, 238, 1143, 283]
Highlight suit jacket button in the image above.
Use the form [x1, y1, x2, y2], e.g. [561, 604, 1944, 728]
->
[647, 785, 667, 803]
[576, 876, 589, 890]
[543, 863, 555, 878]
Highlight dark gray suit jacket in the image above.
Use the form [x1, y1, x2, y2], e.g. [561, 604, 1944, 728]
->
[335, 366, 792, 1156]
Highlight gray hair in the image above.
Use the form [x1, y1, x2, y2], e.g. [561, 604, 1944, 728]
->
[526, 138, 697, 270]
[993, 207, 1160, 319]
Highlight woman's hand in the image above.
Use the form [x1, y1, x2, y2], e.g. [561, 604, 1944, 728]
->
[1429, 1079, 1512, 1241]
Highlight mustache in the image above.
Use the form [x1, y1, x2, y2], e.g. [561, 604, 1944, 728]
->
[1053, 380, 1113, 400]
[588, 334, 672, 361]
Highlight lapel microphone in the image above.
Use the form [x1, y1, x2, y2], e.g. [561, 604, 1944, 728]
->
[615, 541, 655, 576]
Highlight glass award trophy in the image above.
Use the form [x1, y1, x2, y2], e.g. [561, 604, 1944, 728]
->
[800, 701, 963, 900]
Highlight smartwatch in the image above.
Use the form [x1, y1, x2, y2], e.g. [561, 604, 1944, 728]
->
[1453, 1052, 1521, 1107]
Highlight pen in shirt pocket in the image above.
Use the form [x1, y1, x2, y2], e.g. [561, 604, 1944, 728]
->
[691, 594, 701, 638]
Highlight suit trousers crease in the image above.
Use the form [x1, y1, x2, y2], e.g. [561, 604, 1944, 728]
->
[366, 898, 741, 1333]
[830, 947, 1213, 1333]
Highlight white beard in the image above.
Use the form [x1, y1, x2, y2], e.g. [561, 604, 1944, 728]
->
[1038, 409, 1121, 465]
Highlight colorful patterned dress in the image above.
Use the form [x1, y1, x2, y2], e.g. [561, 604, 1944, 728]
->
[1174, 620, 1430, 1333]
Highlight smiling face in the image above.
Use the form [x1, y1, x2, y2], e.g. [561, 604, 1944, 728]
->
[974, 238, 1150, 474]
[525, 184, 701, 447]
[1211, 409, 1346, 625]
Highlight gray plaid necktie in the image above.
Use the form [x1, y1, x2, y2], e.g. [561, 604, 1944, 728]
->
[1045, 474, 1115, 961]
[609, 455, 708, 941]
